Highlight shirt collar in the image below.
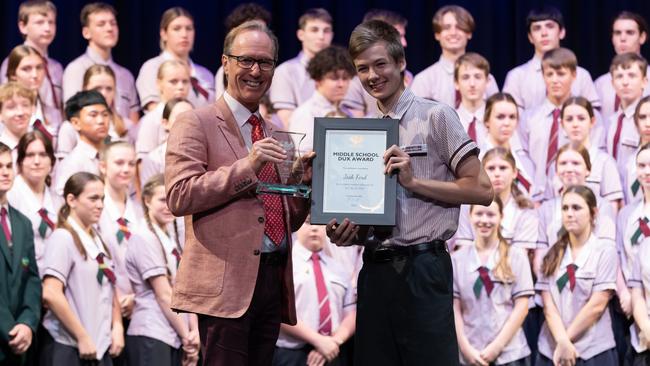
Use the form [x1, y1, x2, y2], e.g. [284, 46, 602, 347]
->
[0, 131, 19, 150]
[530, 56, 542, 72]
[311, 91, 337, 113]
[559, 234, 596, 271]
[86, 46, 112, 66]
[297, 51, 310, 67]
[542, 98, 560, 116]
[294, 240, 329, 264]
[103, 188, 138, 224]
[67, 216, 107, 259]
[439, 55, 455, 74]
[380, 88, 415, 120]
[456, 103, 486, 122]
[467, 244, 499, 273]
[223, 91, 261, 128]
[12, 175, 56, 213]
[152, 223, 175, 253]
[76, 139, 99, 160]
[623, 99, 640, 119]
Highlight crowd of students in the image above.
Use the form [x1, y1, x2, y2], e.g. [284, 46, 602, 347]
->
[1, 0, 650, 366]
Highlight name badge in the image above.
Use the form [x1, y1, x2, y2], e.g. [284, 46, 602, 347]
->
[401, 144, 428, 156]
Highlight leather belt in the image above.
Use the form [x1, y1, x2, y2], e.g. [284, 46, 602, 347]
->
[364, 240, 447, 263]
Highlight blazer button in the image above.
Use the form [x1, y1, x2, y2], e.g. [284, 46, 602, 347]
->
[258, 216, 265, 223]
[253, 249, 261, 256]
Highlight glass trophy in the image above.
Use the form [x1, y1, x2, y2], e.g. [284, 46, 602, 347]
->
[256, 131, 312, 198]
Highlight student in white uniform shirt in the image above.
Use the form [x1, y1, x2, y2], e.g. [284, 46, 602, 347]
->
[595, 11, 649, 121]
[627, 221, 650, 365]
[135, 60, 190, 160]
[624, 96, 650, 205]
[502, 6, 599, 112]
[536, 186, 618, 366]
[454, 52, 491, 145]
[0, 82, 35, 166]
[125, 175, 199, 366]
[98, 142, 142, 322]
[607, 52, 648, 174]
[453, 197, 534, 366]
[270, 8, 333, 127]
[58, 65, 133, 160]
[41, 172, 124, 365]
[455, 147, 539, 252]
[478, 93, 535, 196]
[138, 98, 192, 189]
[5, 45, 60, 142]
[544, 98, 623, 211]
[274, 216, 356, 366]
[53, 90, 110, 196]
[288, 45, 355, 151]
[214, 3, 272, 100]
[410, 5, 499, 108]
[136, 7, 213, 112]
[7, 131, 62, 272]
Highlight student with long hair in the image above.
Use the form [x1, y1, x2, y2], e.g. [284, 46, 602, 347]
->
[136, 7, 213, 111]
[624, 95, 650, 205]
[453, 197, 534, 366]
[456, 147, 539, 250]
[97, 142, 141, 322]
[40, 172, 124, 365]
[6, 44, 61, 140]
[125, 174, 198, 365]
[7, 131, 61, 271]
[536, 186, 618, 366]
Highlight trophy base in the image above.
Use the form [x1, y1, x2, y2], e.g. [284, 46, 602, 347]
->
[256, 183, 311, 198]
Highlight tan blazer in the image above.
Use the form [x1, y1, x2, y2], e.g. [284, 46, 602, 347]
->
[165, 97, 309, 324]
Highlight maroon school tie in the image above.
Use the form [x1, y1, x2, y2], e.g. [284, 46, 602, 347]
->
[0, 208, 11, 247]
[454, 90, 461, 109]
[612, 112, 625, 160]
[249, 115, 286, 245]
[557, 263, 578, 292]
[614, 95, 621, 113]
[516, 170, 531, 192]
[171, 248, 181, 268]
[312, 253, 332, 335]
[42, 60, 59, 108]
[467, 116, 477, 142]
[32, 119, 54, 143]
[190, 77, 209, 100]
[546, 108, 561, 173]
[38, 208, 56, 238]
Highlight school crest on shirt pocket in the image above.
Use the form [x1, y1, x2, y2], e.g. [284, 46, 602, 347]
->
[21, 257, 29, 273]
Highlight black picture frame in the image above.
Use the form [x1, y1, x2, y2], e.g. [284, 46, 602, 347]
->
[310, 117, 398, 226]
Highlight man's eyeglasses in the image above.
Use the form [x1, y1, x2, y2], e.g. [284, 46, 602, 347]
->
[226, 55, 276, 71]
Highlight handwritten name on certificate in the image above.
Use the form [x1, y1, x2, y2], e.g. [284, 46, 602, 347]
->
[322, 130, 386, 214]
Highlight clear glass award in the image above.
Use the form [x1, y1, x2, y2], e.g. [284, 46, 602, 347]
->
[256, 131, 312, 198]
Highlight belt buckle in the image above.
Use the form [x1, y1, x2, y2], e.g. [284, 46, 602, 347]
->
[372, 246, 395, 263]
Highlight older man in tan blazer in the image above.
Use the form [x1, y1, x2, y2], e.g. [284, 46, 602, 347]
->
[165, 21, 311, 366]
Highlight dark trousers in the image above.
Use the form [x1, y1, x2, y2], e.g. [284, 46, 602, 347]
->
[125, 335, 181, 366]
[39, 331, 112, 366]
[355, 246, 459, 366]
[198, 261, 282, 366]
[535, 348, 618, 366]
[628, 349, 650, 366]
[523, 306, 544, 365]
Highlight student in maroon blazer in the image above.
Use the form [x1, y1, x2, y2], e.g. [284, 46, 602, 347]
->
[164, 21, 311, 366]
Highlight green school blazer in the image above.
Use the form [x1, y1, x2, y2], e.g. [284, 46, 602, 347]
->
[0, 206, 41, 363]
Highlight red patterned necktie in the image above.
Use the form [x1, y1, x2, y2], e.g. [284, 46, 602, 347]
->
[0, 208, 11, 247]
[312, 253, 332, 335]
[171, 248, 181, 268]
[612, 112, 625, 160]
[546, 108, 561, 173]
[454, 90, 461, 109]
[38, 208, 56, 239]
[467, 116, 477, 142]
[42, 60, 59, 108]
[33, 119, 54, 143]
[516, 170, 531, 192]
[190, 77, 209, 99]
[96, 252, 116, 285]
[116, 217, 131, 244]
[249, 115, 286, 245]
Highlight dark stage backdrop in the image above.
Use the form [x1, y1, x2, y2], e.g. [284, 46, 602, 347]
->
[1, 0, 650, 89]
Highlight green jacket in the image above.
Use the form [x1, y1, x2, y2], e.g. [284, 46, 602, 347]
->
[0, 206, 41, 363]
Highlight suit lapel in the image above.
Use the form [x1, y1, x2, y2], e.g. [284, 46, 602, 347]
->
[9, 207, 23, 272]
[216, 97, 248, 160]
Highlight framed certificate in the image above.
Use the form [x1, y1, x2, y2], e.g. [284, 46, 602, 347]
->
[310, 117, 398, 225]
